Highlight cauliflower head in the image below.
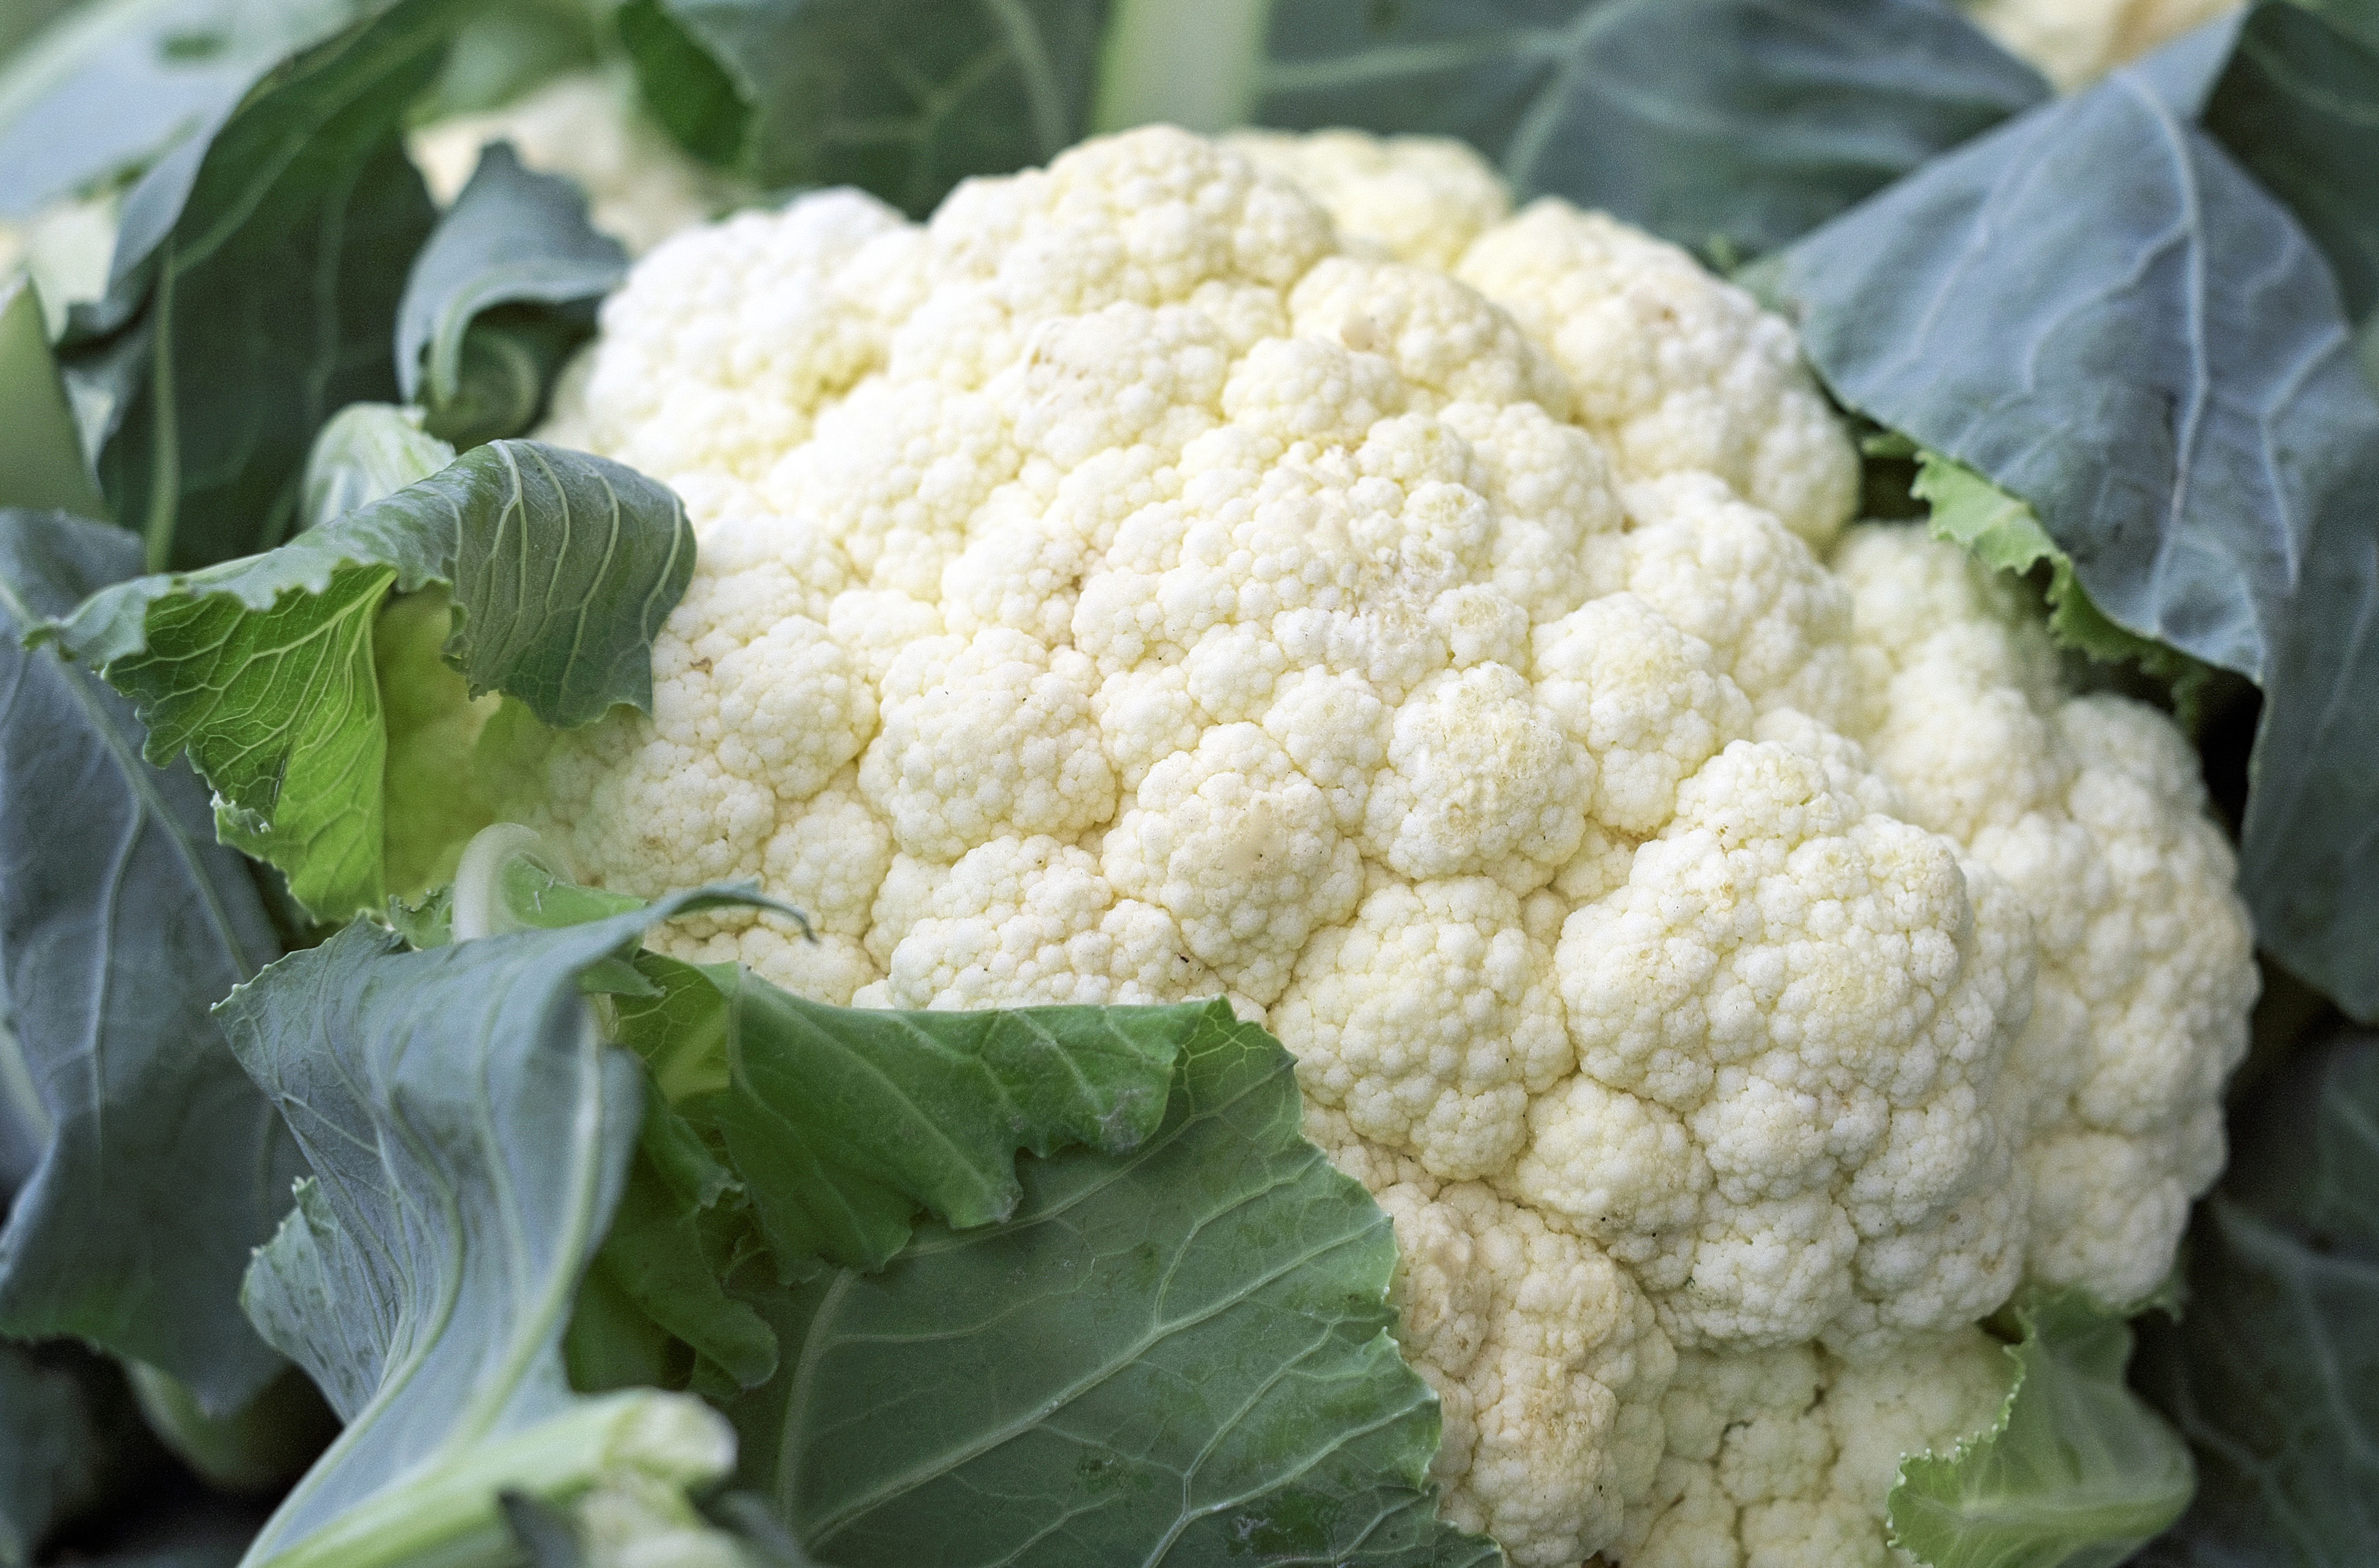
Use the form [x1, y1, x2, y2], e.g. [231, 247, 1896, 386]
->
[509, 126, 2255, 1567]
[1962, 0, 2244, 91]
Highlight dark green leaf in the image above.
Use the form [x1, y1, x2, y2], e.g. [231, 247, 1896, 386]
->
[393, 141, 624, 428]
[710, 979, 1187, 1270]
[0, 0, 373, 219]
[417, 0, 602, 120]
[1760, 47, 2379, 1018]
[623, 0, 1111, 215]
[2135, 1029, 2379, 1566]
[125, 1365, 337, 1496]
[573, 1081, 779, 1395]
[727, 1003, 1500, 1567]
[2202, 0, 2379, 322]
[1763, 56, 2375, 684]
[614, 0, 749, 167]
[0, 1342, 113, 1566]
[220, 903, 737, 1568]
[56, 0, 469, 571]
[0, 275, 107, 517]
[500, 1492, 585, 1568]
[2237, 479, 2379, 1022]
[43, 441, 693, 919]
[1888, 1290, 2195, 1567]
[1253, 0, 2046, 261]
[0, 507, 301, 1414]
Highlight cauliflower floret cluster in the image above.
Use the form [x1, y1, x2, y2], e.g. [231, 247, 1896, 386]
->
[409, 68, 731, 254]
[1962, 0, 2243, 91]
[513, 126, 2255, 1567]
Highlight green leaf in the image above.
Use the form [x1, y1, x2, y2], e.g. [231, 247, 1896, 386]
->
[393, 140, 625, 441]
[44, 440, 693, 920]
[612, 952, 739, 1103]
[621, 0, 1113, 215]
[1251, 0, 2047, 262]
[416, 0, 603, 120]
[126, 1364, 338, 1495]
[1761, 43, 2379, 1019]
[1913, 451, 2213, 712]
[55, 0, 469, 572]
[728, 1003, 1500, 1567]
[2133, 1029, 2379, 1566]
[1763, 51, 2369, 684]
[573, 1078, 780, 1396]
[1889, 1291, 2195, 1568]
[0, 273, 107, 517]
[0, 1343, 115, 1567]
[297, 402, 454, 532]
[709, 977, 1188, 1270]
[0, 0, 375, 219]
[2202, 0, 2379, 323]
[218, 903, 738, 1568]
[0, 507, 303, 1414]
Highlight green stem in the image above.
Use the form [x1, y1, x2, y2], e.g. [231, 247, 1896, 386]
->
[242, 1390, 732, 1568]
[141, 237, 180, 572]
[1090, 0, 1274, 134]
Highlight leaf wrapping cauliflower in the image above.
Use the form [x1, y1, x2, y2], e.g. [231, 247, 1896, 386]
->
[503, 126, 2255, 1567]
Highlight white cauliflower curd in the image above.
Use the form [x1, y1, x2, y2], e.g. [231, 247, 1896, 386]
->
[1963, 0, 2243, 91]
[503, 126, 2256, 1567]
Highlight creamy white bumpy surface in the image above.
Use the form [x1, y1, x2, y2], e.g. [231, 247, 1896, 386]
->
[1961, 0, 2243, 91]
[518, 126, 2256, 1567]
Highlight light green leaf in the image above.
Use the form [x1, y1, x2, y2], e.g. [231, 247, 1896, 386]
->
[1913, 450, 2213, 714]
[0, 508, 302, 1413]
[218, 903, 739, 1568]
[394, 140, 624, 443]
[298, 402, 454, 532]
[1890, 1290, 2196, 1568]
[43, 440, 693, 919]
[729, 1002, 1501, 1567]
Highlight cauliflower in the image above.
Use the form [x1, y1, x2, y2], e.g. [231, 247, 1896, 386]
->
[506, 126, 2255, 1567]
[409, 68, 732, 254]
[1962, 0, 2244, 91]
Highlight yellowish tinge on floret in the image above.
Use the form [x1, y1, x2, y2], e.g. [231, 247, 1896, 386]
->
[1961, 0, 2244, 92]
[516, 124, 2256, 1568]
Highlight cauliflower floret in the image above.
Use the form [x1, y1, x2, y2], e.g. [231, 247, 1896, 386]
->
[1222, 128, 1512, 270]
[410, 68, 733, 255]
[1310, 1109, 1672, 1568]
[1962, 0, 2244, 92]
[1456, 202, 1860, 548]
[1618, 1331, 2012, 1567]
[510, 125, 2257, 1565]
